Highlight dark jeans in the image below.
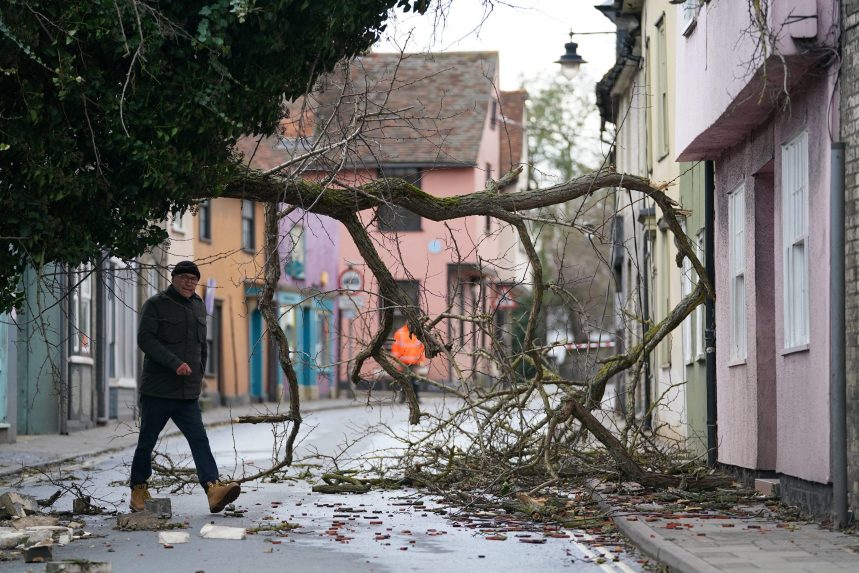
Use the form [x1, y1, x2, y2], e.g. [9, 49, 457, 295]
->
[130, 395, 219, 488]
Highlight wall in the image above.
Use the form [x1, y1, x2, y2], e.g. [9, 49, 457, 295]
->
[338, 167, 487, 384]
[714, 73, 834, 485]
[843, 0, 859, 513]
[194, 198, 268, 405]
[676, 0, 837, 160]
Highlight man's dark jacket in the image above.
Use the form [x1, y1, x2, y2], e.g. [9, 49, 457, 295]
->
[137, 285, 208, 400]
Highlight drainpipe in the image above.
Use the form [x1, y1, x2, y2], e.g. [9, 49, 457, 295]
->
[641, 233, 652, 429]
[58, 267, 68, 436]
[704, 160, 718, 468]
[95, 256, 108, 425]
[830, 142, 848, 528]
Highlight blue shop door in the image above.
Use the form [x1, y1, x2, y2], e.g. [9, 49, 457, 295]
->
[300, 307, 312, 387]
[249, 309, 264, 400]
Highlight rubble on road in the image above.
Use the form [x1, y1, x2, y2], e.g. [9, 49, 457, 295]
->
[0, 492, 40, 518]
[158, 531, 190, 545]
[45, 560, 112, 573]
[199, 523, 246, 539]
[115, 510, 185, 531]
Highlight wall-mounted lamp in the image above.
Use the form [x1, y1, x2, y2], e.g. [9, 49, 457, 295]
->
[556, 32, 586, 80]
[556, 29, 617, 79]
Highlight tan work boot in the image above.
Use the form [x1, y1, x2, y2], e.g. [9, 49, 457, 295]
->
[206, 481, 241, 513]
[129, 483, 151, 512]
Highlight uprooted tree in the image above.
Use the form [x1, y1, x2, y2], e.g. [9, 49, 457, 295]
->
[2, 2, 723, 501]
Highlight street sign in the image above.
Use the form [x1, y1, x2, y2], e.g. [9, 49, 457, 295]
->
[339, 268, 363, 291]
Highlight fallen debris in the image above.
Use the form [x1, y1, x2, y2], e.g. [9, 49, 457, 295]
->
[115, 511, 183, 531]
[199, 523, 246, 540]
[0, 492, 40, 518]
[158, 531, 190, 545]
[45, 560, 112, 573]
[11, 515, 59, 529]
[24, 541, 52, 563]
[145, 498, 172, 519]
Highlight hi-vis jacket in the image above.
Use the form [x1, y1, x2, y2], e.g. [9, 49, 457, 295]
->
[391, 324, 426, 366]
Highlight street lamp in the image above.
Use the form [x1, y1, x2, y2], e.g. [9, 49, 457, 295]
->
[555, 30, 617, 79]
[555, 32, 586, 80]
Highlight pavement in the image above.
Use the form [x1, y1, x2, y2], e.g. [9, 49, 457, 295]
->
[1, 397, 858, 572]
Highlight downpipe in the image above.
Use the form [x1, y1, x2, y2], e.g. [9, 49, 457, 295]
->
[830, 142, 848, 528]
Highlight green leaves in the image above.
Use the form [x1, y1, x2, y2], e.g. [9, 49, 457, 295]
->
[0, 0, 423, 312]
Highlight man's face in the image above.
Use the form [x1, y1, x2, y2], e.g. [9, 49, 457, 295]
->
[172, 273, 199, 298]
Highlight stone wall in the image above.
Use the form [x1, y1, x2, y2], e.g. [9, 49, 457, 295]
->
[842, 0, 859, 514]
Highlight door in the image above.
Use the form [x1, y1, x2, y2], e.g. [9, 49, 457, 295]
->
[249, 308, 264, 400]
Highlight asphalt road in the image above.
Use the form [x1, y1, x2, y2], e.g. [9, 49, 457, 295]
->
[1, 401, 643, 573]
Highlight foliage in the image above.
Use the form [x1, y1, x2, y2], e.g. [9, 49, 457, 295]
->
[0, 0, 428, 311]
[524, 74, 612, 343]
[526, 73, 601, 187]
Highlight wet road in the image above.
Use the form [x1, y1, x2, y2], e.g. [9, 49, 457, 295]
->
[1, 401, 643, 573]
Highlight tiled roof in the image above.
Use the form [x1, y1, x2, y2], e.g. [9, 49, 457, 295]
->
[237, 51, 499, 172]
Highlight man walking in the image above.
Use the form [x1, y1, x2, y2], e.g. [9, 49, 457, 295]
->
[129, 260, 240, 513]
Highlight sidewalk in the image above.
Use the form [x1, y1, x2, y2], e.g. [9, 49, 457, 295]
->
[594, 486, 859, 573]
[0, 397, 362, 479]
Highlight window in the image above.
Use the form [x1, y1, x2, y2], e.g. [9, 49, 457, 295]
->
[171, 212, 185, 234]
[145, 266, 160, 299]
[655, 15, 669, 159]
[681, 224, 693, 365]
[205, 304, 220, 377]
[71, 265, 93, 355]
[680, 0, 700, 36]
[199, 200, 211, 241]
[241, 200, 255, 251]
[485, 162, 493, 233]
[695, 231, 706, 360]
[385, 280, 420, 340]
[490, 100, 498, 130]
[660, 227, 671, 365]
[285, 222, 306, 279]
[729, 185, 746, 360]
[107, 261, 137, 383]
[378, 168, 422, 232]
[782, 130, 809, 348]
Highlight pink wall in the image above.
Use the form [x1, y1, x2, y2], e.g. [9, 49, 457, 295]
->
[338, 167, 486, 381]
[713, 72, 834, 484]
[676, 0, 836, 160]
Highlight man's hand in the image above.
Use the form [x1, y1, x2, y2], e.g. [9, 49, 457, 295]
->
[176, 363, 192, 376]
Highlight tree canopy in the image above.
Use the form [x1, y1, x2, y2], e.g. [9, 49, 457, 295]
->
[0, 0, 428, 311]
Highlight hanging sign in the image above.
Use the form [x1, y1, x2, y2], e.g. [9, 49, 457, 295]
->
[339, 268, 363, 292]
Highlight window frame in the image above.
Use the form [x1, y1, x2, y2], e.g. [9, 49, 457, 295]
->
[106, 260, 137, 385]
[655, 14, 669, 160]
[285, 221, 306, 279]
[695, 230, 706, 361]
[377, 168, 423, 232]
[241, 199, 255, 252]
[781, 130, 810, 349]
[728, 185, 747, 361]
[680, 0, 700, 37]
[681, 223, 693, 365]
[71, 265, 93, 356]
[199, 200, 212, 242]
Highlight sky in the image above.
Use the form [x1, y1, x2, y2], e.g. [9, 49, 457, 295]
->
[374, 0, 618, 91]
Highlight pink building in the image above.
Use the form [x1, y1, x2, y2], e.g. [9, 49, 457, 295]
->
[318, 52, 529, 389]
[676, 1, 839, 516]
